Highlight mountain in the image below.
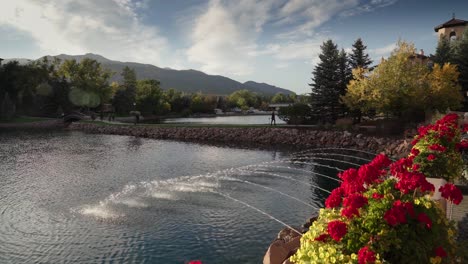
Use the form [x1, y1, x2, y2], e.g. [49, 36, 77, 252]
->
[243, 81, 292, 95]
[35, 53, 294, 96]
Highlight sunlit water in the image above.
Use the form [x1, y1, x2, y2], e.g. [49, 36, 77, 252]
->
[0, 130, 372, 263]
[163, 115, 286, 125]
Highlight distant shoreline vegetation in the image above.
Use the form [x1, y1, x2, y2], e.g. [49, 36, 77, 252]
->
[0, 56, 303, 122]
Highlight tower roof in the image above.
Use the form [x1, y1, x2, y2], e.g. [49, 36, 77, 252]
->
[434, 17, 468, 32]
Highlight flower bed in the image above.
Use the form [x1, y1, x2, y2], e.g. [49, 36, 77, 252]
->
[291, 114, 466, 264]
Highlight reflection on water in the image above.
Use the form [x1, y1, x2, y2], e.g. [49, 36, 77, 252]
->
[163, 115, 286, 125]
[0, 130, 372, 263]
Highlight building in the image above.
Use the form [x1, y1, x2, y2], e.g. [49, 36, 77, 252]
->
[434, 14, 468, 41]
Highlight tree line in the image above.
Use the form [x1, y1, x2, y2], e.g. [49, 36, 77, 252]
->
[0, 57, 300, 120]
[304, 29, 468, 126]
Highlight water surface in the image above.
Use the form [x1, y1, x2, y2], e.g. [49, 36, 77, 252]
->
[0, 130, 371, 263]
[163, 115, 286, 125]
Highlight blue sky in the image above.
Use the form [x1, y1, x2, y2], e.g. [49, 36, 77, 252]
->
[1, 0, 468, 94]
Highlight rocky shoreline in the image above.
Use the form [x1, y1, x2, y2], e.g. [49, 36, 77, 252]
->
[68, 122, 412, 158]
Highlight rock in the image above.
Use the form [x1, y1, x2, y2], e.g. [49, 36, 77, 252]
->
[263, 236, 301, 264]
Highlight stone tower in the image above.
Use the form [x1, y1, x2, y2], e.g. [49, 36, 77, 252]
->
[434, 14, 468, 41]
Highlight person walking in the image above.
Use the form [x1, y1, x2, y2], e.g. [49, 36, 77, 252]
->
[270, 110, 276, 126]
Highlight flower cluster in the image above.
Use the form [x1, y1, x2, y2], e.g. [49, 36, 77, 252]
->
[439, 183, 463, 205]
[291, 114, 465, 264]
[411, 113, 464, 182]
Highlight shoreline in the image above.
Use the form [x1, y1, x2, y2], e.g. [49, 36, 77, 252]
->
[67, 122, 412, 159]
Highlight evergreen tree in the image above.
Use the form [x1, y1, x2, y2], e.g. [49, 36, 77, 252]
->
[349, 38, 372, 69]
[433, 35, 453, 65]
[337, 49, 352, 97]
[112, 66, 137, 114]
[453, 28, 468, 110]
[310, 39, 341, 123]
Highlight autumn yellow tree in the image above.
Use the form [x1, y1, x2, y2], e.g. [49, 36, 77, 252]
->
[342, 41, 462, 120]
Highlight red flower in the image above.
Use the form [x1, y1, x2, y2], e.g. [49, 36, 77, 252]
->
[427, 154, 436, 161]
[410, 148, 420, 156]
[439, 184, 463, 205]
[343, 193, 368, 209]
[417, 212, 432, 229]
[383, 200, 410, 226]
[429, 144, 447, 152]
[325, 187, 343, 208]
[411, 164, 420, 171]
[339, 168, 365, 195]
[188, 261, 202, 264]
[358, 164, 381, 184]
[463, 124, 468, 132]
[358, 246, 376, 264]
[458, 140, 468, 150]
[372, 193, 384, 199]
[327, 220, 347, 241]
[341, 206, 360, 219]
[369, 154, 392, 169]
[314, 233, 330, 242]
[434, 246, 447, 258]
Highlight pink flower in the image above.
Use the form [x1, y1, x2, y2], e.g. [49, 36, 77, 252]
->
[188, 261, 202, 264]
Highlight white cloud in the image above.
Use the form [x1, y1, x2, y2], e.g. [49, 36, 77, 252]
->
[370, 43, 396, 56]
[186, 0, 278, 76]
[340, 0, 398, 17]
[275, 0, 359, 39]
[186, 0, 358, 76]
[0, 0, 167, 64]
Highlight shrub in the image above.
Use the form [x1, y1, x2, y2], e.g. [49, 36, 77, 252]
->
[291, 114, 465, 264]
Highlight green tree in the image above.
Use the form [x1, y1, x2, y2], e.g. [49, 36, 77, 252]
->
[310, 39, 341, 122]
[349, 38, 372, 70]
[227, 89, 258, 109]
[433, 35, 453, 65]
[135, 79, 164, 114]
[58, 58, 112, 108]
[112, 66, 137, 115]
[452, 28, 468, 109]
[343, 41, 462, 120]
[337, 49, 352, 98]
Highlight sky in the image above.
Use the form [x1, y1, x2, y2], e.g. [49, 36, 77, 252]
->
[1, 0, 468, 94]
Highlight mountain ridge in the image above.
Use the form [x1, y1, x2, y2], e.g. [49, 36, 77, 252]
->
[4, 53, 293, 96]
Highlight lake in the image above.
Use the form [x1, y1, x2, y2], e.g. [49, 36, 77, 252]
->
[163, 115, 286, 125]
[0, 130, 372, 263]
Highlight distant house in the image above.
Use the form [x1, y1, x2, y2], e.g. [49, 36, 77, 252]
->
[434, 14, 468, 41]
[214, 108, 223, 115]
[408, 49, 433, 67]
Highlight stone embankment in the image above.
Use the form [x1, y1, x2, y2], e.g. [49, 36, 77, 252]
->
[69, 123, 412, 158]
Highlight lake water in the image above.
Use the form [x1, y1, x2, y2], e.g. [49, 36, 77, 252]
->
[163, 115, 286, 125]
[0, 130, 372, 263]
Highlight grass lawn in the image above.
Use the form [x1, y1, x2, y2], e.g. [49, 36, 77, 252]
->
[80, 120, 278, 128]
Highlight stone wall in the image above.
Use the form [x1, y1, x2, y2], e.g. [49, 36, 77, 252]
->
[69, 123, 412, 158]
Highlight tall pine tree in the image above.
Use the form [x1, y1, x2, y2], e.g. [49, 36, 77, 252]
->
[310, 40, 341, 123]
[453, 28, 468, 110]
[349, 38, 372, 69]
[433, 35, 453, 65]
[338, 49, 352, 97]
